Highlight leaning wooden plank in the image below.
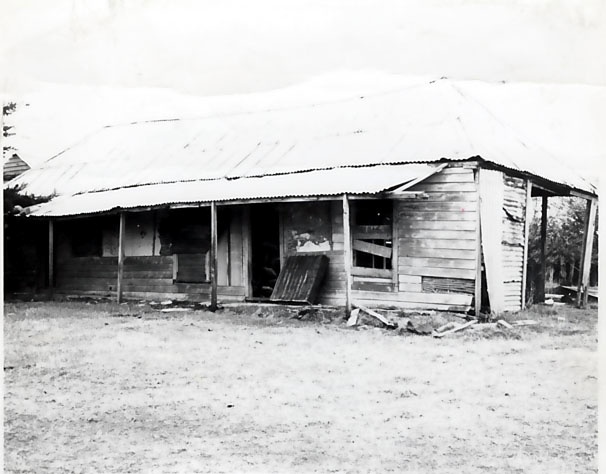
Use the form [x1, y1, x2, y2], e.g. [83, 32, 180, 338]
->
[497, 320, 513, 329]
[433, 320, 477, 338]
[352, 239, 392, 258]
[353, 302, 397, 328]
[435, 322, 457, 333]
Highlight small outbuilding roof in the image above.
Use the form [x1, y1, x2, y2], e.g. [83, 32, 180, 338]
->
[3, 154, 30, 182]
[8, 77, 597, 217]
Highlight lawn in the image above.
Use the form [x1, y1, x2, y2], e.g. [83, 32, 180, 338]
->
[4, 300, 598, 473]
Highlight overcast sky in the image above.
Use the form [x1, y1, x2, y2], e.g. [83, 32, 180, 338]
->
[1, 0, 605, 177]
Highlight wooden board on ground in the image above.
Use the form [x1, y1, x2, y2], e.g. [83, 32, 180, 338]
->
[353, 302, 397, 328]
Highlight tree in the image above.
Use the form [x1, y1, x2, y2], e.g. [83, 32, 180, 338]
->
[3, 101, 17, 159]
[526, 196, 598, 302]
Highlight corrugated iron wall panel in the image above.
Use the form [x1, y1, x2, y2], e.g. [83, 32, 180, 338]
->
[270, 255, 329, 304]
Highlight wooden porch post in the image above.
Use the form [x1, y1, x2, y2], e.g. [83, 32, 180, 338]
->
[537, 195, 548, 303]
[521, 180, 532, 309]
[117, 212, 125, 304]
[242, 206, 252, 299]
[210, 201, 218, 311]
[342, 195, 352, 317]
[474, 169, 482, 317]
[577, 197, 597, 308]
[48, 219, 54, 296]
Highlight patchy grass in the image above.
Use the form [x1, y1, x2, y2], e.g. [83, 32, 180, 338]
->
[4, 301, 598, 473]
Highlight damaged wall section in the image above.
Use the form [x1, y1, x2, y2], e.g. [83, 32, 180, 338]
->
[501, 175, 527, 311]
[53, 207, 246, 301]
[280, 201, 345, 305]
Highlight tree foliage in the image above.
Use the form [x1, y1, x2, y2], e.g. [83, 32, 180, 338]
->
[3, 186, 51, 216]
[527, 196, 598, 288]
[3, 101, 17, 159]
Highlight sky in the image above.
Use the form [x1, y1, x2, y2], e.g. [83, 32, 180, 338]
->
[1, 0, 605, 179]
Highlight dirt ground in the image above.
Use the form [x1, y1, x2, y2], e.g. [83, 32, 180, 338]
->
[4, 300, 598, 473]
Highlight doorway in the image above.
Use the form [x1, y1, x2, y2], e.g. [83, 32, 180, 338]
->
[250, 204, 281, 298]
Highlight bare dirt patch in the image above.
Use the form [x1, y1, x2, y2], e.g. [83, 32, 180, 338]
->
[4, 301, 598, 473]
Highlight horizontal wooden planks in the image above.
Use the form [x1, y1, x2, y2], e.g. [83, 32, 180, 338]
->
[352, 281, 394, 292]
[398, 229, 476, 240]
[350, 298, 471, 312]
[398, 238, 476, 250]
[399, 266, 476, 279]
[351, 289, 472, 306]
[351, 266, 392, 278]
[397, 210, 476, 221]
[398, 256, 476, 270]
[404, 192, 478, 202]
[407, 182, 477, 193]
[400, 220, 476, 231]
[398, 201, 476, 212]
[393, 167, 480, 298]
[399, 247, 476, 260]
[399, 282, 423, 292]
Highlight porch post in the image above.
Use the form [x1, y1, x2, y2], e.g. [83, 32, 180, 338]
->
[117, 212, 125, 304]
[537, 195, 548, 303]
[241, 206, 252, 299]
[521, 180, 532, 309]
[577, 197, 597, 308]
[342, 195, 352, 317]
[474, 169, 482, 317]
[48, 219, 54, 295]
[210, 201, 218, 311]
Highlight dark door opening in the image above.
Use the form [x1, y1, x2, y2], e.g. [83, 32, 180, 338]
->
[250, 204, 281, 298]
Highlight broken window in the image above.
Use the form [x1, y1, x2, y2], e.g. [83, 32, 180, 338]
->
[352, 200, 393, 270]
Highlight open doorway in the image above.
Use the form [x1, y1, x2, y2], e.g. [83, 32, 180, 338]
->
[250, 204, 281, 298]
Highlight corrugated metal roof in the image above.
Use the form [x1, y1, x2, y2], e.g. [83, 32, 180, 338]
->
[8, 78, 597, 215]
[27, 163, 437, 217]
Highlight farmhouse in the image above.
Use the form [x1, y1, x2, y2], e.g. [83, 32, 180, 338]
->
[6, 78, 598, 314]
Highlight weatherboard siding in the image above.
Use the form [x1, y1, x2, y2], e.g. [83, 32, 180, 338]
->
[55, 256, 246, 301]
[394, 166, 477, 311]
